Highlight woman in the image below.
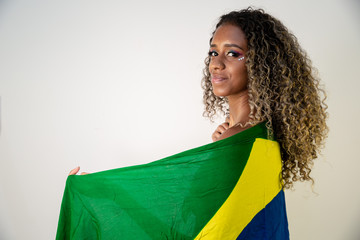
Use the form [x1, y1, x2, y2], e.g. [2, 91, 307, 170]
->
[60, 8, 327, 239]
[206, 8, 328, 189]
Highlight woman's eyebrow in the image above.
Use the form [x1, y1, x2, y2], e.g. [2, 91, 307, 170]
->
[210, 43, 244, 51]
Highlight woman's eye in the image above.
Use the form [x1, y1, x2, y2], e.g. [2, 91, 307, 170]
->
[227, 50, 241, 57]
[208, 50, 218, 57]
[208, 50, 242, 59]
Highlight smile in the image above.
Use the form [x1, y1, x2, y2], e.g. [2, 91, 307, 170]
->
[211, 76, 228, 83]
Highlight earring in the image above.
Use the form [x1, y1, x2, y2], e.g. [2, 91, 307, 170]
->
[238, 56, 245, 61]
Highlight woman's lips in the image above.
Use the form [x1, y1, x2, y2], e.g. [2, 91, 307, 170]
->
[211, 75, 228, 83]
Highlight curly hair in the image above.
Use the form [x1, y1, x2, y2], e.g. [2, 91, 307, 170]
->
[202, 7, 328, 189]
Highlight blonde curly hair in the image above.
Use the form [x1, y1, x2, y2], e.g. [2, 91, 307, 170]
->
[202, 8, 328, 189]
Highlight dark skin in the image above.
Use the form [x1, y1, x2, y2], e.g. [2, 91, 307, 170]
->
[209, 24, 252, 142]
[69, 24, 251, 175]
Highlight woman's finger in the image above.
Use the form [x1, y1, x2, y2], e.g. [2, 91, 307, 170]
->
[217, 125, 226, 133]
[217, 123, 229, 134]
[80, 172, 89, 175]
[221, 122, 230, 130]
[69, 166, 80, 176]
[212, 132, 221, 142]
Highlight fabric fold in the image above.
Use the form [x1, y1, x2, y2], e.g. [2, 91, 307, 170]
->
[56, 122, 289, 240]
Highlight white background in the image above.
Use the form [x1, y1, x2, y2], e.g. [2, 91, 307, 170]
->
[0, 0, 359, 239]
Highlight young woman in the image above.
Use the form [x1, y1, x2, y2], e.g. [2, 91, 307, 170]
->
[204, 8, 328, 189]
[60, 7, 327, 239]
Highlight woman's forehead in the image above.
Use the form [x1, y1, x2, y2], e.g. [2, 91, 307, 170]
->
[211, 24, 248, 49]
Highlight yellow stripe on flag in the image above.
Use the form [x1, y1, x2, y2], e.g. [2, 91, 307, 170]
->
[194, 138, 282, 240]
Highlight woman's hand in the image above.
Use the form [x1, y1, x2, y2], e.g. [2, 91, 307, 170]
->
[68, 166, 89, 176]
[212, 119, 230, 142]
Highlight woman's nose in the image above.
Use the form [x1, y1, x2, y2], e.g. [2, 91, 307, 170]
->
[209, 56, 225, 71]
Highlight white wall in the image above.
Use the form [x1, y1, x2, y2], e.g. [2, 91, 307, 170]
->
[0, 0, 359, 239]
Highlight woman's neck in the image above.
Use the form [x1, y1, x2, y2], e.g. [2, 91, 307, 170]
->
[227, 90, 251, 128]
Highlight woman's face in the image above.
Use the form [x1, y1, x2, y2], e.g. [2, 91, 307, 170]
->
[209, 24, 248, 97]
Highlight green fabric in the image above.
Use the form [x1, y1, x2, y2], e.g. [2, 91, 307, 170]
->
[56, 123, 268, 240]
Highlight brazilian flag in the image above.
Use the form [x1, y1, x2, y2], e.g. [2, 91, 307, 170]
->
[56, 122, 289, 239]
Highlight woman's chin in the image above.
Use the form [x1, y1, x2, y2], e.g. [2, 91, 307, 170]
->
[212, 90, 228, 97]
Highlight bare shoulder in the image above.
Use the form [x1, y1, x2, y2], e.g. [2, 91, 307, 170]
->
[216, 124, 252, 141]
